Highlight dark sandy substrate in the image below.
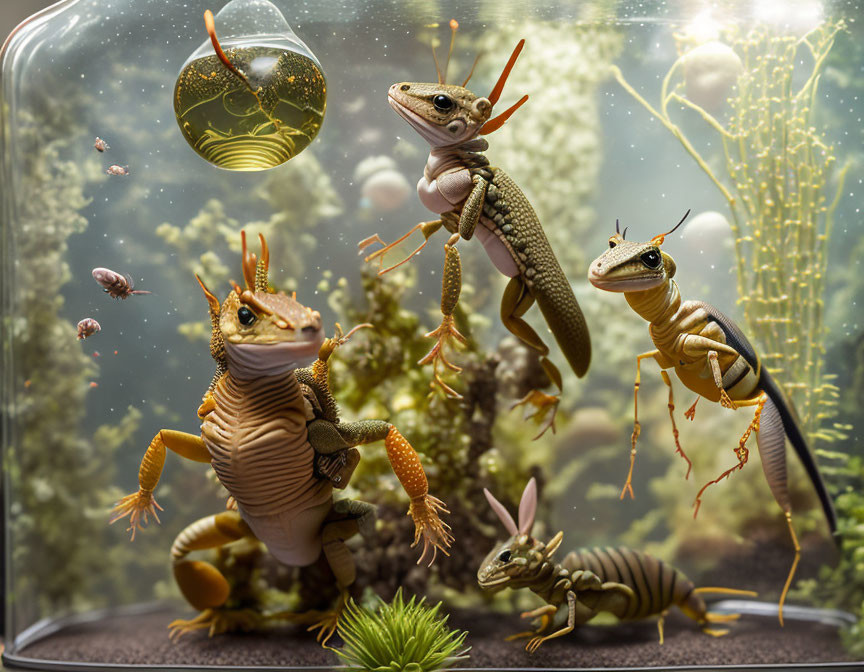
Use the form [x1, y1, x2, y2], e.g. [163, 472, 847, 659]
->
[12, 607, 853, 670]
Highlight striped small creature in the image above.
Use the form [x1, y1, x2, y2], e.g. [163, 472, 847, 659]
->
[477, 478, 755, 653]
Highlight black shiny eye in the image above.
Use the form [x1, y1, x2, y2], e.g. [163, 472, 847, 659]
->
[641, 250, 662, 269]
[237, 307, 256, 326]
[400, 84, 410, 91]
[609, 240, 617, 249]
[432, 94, 454, 112]
[498, 550, 512, 563]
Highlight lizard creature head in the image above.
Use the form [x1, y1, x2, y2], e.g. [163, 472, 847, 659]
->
[587, 211, 689, 293]
[477, 478, 563, 591]
[388, 20, 529, 147]
[196, 231, 324, 380]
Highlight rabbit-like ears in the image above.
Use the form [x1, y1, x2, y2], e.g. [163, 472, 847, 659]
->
[483, 477, 537, 536]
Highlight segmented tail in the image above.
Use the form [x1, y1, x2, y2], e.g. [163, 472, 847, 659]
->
[759, 369, 838, 541]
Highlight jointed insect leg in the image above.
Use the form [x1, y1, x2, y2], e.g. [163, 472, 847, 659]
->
[659, 370, 692, 479]
[525, 591, 580, 653]
[693, 394, 766, 518]
[777, 511, 800, 627]
[708, 351, 737, 409]
[505, 604, 557, 641]
[621, 350, 662, 500]
[657, 610, 668, 645]
[359, 219, 444, 275]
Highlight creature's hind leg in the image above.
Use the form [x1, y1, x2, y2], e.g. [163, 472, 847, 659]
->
[278, 501, 376, 648]
[755, 395, 799, 626]
[505, 604, 557, 642]
[692, 394, 765, 518]
[660, 370, 692, 479]
[419, 243, 467, 398]
[620, 350, 663, 499]
[502, 276, 561, 439]
[167, 511, 260, 640]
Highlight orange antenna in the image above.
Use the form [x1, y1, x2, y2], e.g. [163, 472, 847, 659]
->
[195, 274, 220, 314]
[431, 19, 460, 84]
[479, 94, 529, 135]
[230, 280, 243, 296]
[442, 19, 459, 84]
[461, 51, 482, 87]
[650, 209, 690, 246]
[240, 230, 258, 290]
[488, 39, 525, 105]
[258, 233, 270, 271]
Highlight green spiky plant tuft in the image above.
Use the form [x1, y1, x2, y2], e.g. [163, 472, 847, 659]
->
[334, 589, 470, 672]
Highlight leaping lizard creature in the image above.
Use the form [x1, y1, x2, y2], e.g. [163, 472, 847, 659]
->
[360, 22, 591, 437]
[110, 232, 452, 645]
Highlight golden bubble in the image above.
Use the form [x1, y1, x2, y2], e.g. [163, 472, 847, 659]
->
[174, 0, 326, 171]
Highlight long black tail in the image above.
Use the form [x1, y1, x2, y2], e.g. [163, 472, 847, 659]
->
[759, 369, 838, 541]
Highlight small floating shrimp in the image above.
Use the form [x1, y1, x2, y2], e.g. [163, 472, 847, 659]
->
[106, 164, 129, 176]
[94, 137, 110, 152]
[92, 268, 151, 299]
[76, 318, 101, 340]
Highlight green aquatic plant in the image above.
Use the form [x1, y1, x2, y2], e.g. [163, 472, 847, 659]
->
[334, 589, 469, 672]
[793, 450, 864, 655]
[612, 20, 848, 443]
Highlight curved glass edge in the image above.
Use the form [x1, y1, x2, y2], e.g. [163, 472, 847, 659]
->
[0, 0, 79, 648]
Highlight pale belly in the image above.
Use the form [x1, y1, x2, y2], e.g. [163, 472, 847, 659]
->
[242, 499, 332, 566]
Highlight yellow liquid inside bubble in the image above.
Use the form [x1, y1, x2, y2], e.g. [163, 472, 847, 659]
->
[174, 46, 326, 171]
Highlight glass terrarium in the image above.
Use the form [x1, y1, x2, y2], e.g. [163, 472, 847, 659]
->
[1, 0, 862, 670]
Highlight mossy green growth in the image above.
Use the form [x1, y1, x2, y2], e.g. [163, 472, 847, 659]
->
[612, 20, 849, 443]
[793, 452, 864, 655]
[334, 589, 469, 672]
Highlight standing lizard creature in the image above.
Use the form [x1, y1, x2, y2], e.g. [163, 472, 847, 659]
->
[359, 21, 591, 437]
[587, 213, 838, 623]
[110, 232, 452, 645]
[478, 479, 755, 653]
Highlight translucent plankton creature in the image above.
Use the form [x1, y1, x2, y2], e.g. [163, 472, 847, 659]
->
[91, 268, 150, 299]
[76, 318, 101, 340]
[105, 164, 129, 176]
[93, 137, 110, 152]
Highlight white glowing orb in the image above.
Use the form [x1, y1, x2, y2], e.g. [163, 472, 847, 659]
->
[683, 41, 743, 111]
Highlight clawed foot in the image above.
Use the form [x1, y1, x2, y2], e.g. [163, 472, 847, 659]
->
[719, 390, 738, 410]
[526, 634, 551, 653]
[318, 322, 373, 362]
[511, 390, 559, 439]
[273, 588, 349, 648]
[109, 489, 163, 541]
[168, 608, 261, 641]
[684, 398, 699, 421]
[418, 314, 467, 398]
[408, 494, 454, 566]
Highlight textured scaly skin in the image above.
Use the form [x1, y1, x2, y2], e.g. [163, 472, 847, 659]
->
[204, 370, 330, 522]
[110, 233, 452, 643]
[482, 167, 590, 375]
